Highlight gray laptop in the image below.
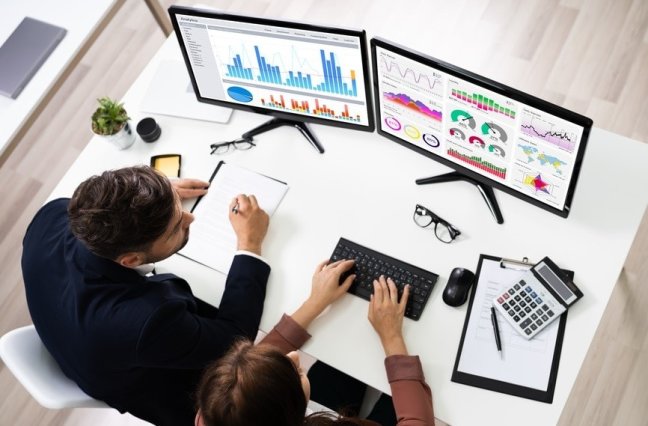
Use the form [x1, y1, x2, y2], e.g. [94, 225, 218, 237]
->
[0, 17, 67, 99]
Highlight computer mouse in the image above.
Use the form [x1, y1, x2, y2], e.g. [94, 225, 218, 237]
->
[443, 267, 475, 307]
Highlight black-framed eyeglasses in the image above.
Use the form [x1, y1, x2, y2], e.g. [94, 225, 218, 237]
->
[413, 204, 461, 243]
[210, 137, 256, 155]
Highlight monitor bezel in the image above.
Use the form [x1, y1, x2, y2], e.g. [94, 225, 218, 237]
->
[169, 5, 375, 133]
[371, 37, 593, 218]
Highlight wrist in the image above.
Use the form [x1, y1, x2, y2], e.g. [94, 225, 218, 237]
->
[291, 299, 325, 330]
[237, 242, 262, 256]
[380, 335, 408, 357]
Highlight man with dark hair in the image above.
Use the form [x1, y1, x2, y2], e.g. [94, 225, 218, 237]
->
[22, 166, 271, 426]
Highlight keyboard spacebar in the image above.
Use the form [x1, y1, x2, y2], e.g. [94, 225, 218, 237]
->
[353, 287, 372, 301]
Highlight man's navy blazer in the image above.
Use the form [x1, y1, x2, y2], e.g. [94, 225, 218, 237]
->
[22, 198, 271, 425]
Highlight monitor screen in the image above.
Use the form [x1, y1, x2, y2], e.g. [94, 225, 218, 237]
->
[169, 6, 374, 132]
[371, 37, 592, 217]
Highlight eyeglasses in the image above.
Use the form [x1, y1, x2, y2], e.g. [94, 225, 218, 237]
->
[413, 204, 461, 243]
[210, 137, 256, 155]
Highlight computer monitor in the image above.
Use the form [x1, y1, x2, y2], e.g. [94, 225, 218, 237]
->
[371, 37, 592, 223]
[169, 6, 374, 153]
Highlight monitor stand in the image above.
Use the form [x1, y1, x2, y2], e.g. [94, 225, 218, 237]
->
[416, 171, 504, 224]
[241, 118, 325, 154]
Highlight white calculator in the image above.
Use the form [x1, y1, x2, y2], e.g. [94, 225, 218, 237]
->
[493, 257, 583, 339]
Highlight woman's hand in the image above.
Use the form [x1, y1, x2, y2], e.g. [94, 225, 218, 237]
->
[291, 259, 355, 330]
[368, 276, 410, 356]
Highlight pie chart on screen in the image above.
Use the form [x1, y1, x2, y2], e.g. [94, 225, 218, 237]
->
[227, 86, 253, 102]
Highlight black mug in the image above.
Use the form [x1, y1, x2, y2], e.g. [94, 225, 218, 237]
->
[136, 117, 161, 142]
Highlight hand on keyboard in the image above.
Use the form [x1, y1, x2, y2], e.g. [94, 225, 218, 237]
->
[330, 238, 438, 320]
[308, 259, 356, 312]
[369, 275, 410, 356]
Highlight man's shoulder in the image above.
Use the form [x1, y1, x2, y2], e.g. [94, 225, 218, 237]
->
[25, 198, 70, 237]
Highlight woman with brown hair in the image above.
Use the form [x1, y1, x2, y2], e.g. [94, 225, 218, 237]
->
[194, 259, 435, 425]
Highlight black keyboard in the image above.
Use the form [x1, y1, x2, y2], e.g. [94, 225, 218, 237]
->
[330, 238, 438, 320]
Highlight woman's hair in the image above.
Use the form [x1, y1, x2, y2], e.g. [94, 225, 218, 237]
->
[68, 166, 175, 259]
[196, 340, 370, 426]
[196, 339, 307, 426]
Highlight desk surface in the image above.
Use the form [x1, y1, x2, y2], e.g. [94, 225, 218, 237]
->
[0, 0, 118, 156]
[48, 37, 648, 426]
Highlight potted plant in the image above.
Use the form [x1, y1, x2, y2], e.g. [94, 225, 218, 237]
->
[91, 97, 135, 149]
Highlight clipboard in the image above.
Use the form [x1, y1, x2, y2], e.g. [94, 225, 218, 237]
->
[451, 254, 574, 403]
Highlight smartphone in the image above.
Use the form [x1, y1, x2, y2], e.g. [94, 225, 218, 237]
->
[150, 154, 181, 178]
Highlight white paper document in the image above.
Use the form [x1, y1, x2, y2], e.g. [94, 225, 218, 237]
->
[179, 162, 288, 273]
[456, 258, 560, 391]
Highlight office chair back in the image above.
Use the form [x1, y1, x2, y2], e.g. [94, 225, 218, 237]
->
[0, 325, 109, 409]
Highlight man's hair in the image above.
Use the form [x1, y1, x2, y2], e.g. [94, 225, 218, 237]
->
[68, 166, 176, 260]
[196, 340, 369, 426]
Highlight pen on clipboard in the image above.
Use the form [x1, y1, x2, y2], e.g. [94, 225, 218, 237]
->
[490, 306, 503, 357]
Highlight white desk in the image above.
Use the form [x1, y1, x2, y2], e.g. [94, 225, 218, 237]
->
[48, 37, 648, 426]
[0, 0, 121, 157]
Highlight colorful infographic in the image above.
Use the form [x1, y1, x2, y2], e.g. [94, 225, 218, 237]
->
[375, 45, 586, 210]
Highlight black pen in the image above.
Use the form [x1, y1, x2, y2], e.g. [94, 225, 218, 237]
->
[490, 306, 502, 357]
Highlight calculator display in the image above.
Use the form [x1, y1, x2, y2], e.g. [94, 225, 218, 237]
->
[537, 264, 575, 303]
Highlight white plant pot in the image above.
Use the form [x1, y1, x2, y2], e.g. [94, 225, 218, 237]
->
[98, 122, 136, 150]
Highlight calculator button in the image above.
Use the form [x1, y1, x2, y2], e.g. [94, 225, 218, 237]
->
[543, 305, 550, 311]
[524, 328, 532, 335]
[535, 298, 543, 304]
[510, 300, 517, 306]
[524, 307, 531, 313]
[524, 296, 532, 303]
[503, 293, 510, 299]
[514, 315, 520, 322]
[536, 309, 543, 316]
[548, 310, 554, 317]
[531, 313, 538, 320]
[514, 284, 520, 290]
[525, 287, 532, 294]
[536, 319, 543, 326]
[530, 323, 538, 330]
[530, 291, 537, 298]
[508, 309, 515, 316]
[514, 295, 521, 302]
[520, 301, 527, 307]
[520, 280, 526, 286]
[520, 312, 526, 318]
[520, 318, 532, 328]
[497, 297, 504, 304]
[508, 289, 515, 295]
[514, 305, 521, 312]
[502, 303, 510, 310]
[530, 302, 537, 309]
[542, 314, 549, 321]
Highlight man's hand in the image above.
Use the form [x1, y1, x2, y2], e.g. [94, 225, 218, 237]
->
[368, 276, 410, 356]
[171, 178, 209, 200]
[229, 194, 269, 255]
